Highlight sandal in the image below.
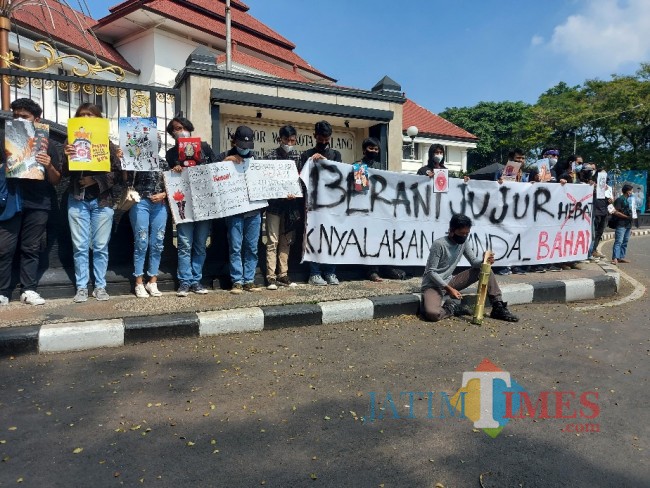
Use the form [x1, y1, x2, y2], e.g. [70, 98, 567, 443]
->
[611, 259, 618, 265]
[618, 259, 630, 263]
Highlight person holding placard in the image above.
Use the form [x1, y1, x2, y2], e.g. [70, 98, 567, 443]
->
[125, 134, 169, 298]
[166, 116, 217, 297]
[215, 125, 265, 294]
[0, 98, 61, 306]
[63, 104, 121, 302]
[264, 125, 300, 290]
[589, 167, 612, 261]
[299, 121, 342, 286]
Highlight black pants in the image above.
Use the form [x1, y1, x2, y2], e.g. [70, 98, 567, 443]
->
[592, 214, 608, 252]
[0, 209, 48, 296]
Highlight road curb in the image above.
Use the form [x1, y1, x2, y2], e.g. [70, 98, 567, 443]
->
[0, 271, 621, 356]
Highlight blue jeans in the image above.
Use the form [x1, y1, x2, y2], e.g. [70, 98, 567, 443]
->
[67, 196, 114, 289]
[225, 212, 261, 284]
[176, 220, 211, 286]
[129, 199, 168, 278]
[309, 261, 336, 277]
[612, 226, 631, 260]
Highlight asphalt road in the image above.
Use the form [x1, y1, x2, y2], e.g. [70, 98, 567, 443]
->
[1, 237, 649, 487]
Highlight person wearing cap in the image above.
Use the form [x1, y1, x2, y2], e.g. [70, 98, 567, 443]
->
[215, 125, 265, 294]
[264, 125, 301, 290]
[299, 120, 342, 286]
[167, 116, 218, 297]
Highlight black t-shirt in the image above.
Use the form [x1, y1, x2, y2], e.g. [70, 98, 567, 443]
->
[299, 147, 342, 172]
[18, 138, 62, 211]
[166, 141, 217, 168]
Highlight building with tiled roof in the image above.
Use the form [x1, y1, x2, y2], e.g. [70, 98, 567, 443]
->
[2, 0, 476, 172]
[402, 99, 477, 174]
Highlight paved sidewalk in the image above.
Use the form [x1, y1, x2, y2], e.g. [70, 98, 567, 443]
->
[1, 229, 647, 356]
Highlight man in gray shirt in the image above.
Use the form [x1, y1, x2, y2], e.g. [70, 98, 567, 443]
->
[421, 214, 519, 322]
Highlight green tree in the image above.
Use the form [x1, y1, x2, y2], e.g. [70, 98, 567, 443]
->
[439, 101, 532, 171]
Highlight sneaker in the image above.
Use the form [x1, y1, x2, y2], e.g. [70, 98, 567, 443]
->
[592, 250, 605, 259]
[442, 300, 456, 318]
[177, 283, 190, 297]
[145, 282, 162, 297]
[530, 266, 546, 273]
[276, 276, 297, 287]
[266, 278, 278, 290]
[134, 283, 149, 298]
[308, 275, 328, 286]
[384, 268, 407, 280]
[490, 301, 519, 322]
[73, 288, 88, 303]
[230, 283, 243, 295]
[243, 282, 262, 292]
[0, 295, 8, 306]
[547, 265, 562, 272]
[511, 266, 527, 275]
[569, 262, 581, 270]
[21, 290, 45, 306]
[324, 274, 339, 285]
[494, 267, 511, 276]
[560, 264, 572, 271]
[190, 283, 209, 294]
[92, 288, 110, 301]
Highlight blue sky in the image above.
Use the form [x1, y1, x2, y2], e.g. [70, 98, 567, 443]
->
[87, 0, 650, 113]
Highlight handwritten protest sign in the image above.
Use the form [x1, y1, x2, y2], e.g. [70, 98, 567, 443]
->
[245, 160, 302, 201]
[67, 117, 110, 171]
[163, 161, 267, 224]
[4, 119, 49, 179]
[596, 171, 607, 199]
[119, 117, 159, 170]
[300, 159, 593, 266]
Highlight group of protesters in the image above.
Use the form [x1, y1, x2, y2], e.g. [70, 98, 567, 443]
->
[0, 98, 637, 324]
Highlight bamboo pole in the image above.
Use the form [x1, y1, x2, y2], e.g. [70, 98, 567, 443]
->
[0, 12, 11, 111]
[471, 251, 493, 326]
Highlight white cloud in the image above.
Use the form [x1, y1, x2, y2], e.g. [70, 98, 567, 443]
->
[530, 35, 544, 47]
[546, 0, 650, 72]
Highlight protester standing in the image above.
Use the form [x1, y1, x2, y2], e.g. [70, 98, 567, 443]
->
[299, 121, 342, 286]
[264, 125, 300, 289]
[63, 103, 120, 302]
[611, 184, 634, 265]
[166, 116, 217, 296]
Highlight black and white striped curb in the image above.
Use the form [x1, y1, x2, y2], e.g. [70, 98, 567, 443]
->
[0, 273, 619, 356]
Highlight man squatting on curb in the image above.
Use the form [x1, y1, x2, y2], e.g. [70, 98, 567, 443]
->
[421, 213, 519, 323]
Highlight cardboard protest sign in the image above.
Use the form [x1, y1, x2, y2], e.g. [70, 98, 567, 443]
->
[433, 169, 448, 192]
[178, 137, 202, 167]
[300, 159, 593, 267]
[245, 160, 302, 200]
[536, 158, 552, 182]
[67, 117, 110, 171]
[502, 161, 521, 182]
[4, 119, 49, 179]
[119, 117, 159, 170]
[596, 171, 608, 199]
[163, 161, 267, 224]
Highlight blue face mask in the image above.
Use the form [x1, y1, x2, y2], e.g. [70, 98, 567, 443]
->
[236, 147, 251, 157]
[575, 164, 583, 172]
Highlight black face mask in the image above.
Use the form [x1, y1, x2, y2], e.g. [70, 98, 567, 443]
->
[364, 151, 380, 162]
[315, 142, 329, 153]
[451, 234, 468, 244]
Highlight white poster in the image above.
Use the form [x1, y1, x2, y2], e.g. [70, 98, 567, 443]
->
[245, 160, 303, 201]
[596, 171, 607, 199]
[119, 117, 160, 171]
[433, 169, 449, 192]
[300, 160, 594, 266]
[164, 162, 267, 224]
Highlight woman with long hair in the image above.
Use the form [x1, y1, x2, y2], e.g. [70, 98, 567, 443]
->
[63, 103, 121, 302]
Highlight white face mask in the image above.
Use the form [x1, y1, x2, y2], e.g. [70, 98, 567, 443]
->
[281, 144, 294, 153]
[549, 157, 558, 167]
[433, 155, 443, 163]
[176, 130, 190, 139]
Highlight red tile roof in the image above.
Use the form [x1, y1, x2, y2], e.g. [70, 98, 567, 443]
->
[403, 99, 477, 141]
[97, 0, 334, 82]
[215, 51, 312, 83]
[10, 0, 136, 73]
